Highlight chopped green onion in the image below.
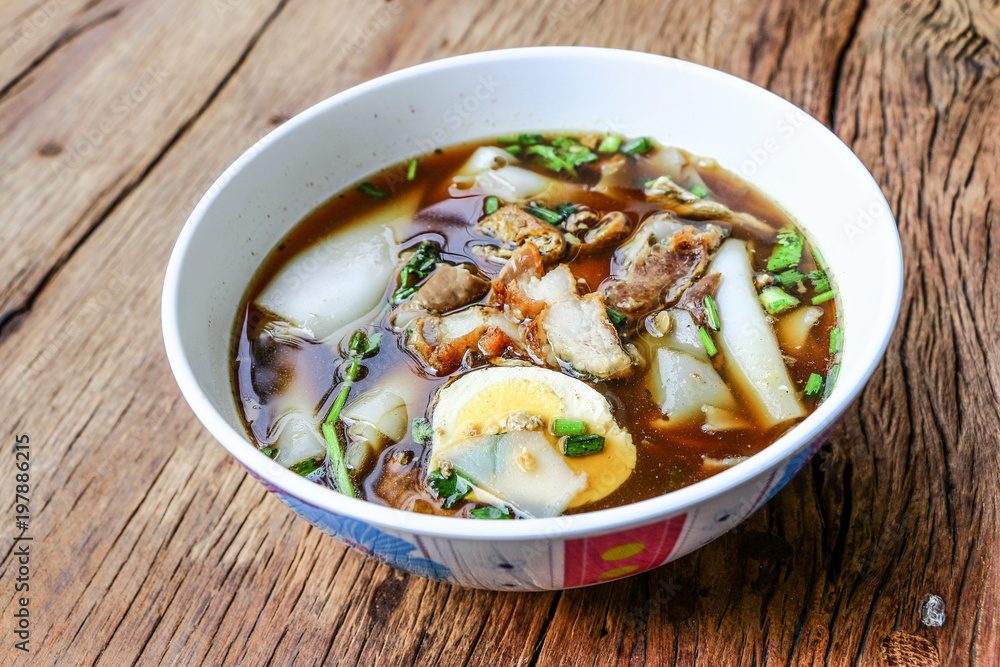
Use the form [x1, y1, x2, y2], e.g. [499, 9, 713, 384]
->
[518, 133, 544, 145]
[406, 159, 418, 181]
[484, 196, 500, 215]
[760, 286, 800, 315]
[804, 373, 824, 397]
[428, 469, 473, 509]
[829, 327, 844, 355]
[704, 294, 721, 331]
[823, 363, 840, 400]
[777, 269, 806, 287]
[357, 181, 388, 198]
[812, 247, 830, 273]
[349, 329, 382, 359]
[598, 134, 623, 152]
[689, 184, 710, 198]
[811, 290, 836, 305]
[259, 447, 277, 459]
[809, 269, 831, 293]
[698, 327, 719, 357]
[527, 204, 563, 225]
[393, 286, 417, 302]
[393, 242, 439, 302]
[767, 226, 804, 272]
[621, 136, 653, 154]
[411, 417, 433, 444]
[289, 458, 322, 477]
[555, 202, 578, 218]
[470, 505, 512, 520]
[643, 179, 659, 189]
[504, 145, 522, 155]
[553, 419, 587, 437]
[606, 307, 627, 327]
[561, 434, 606, 457]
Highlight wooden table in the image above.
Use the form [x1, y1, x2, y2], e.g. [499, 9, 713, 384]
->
[1, 0, 997, 664]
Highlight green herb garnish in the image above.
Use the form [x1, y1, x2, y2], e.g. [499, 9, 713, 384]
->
[555, 202, 578, 219]
[760, 286, 800, 315]
[484, 195, 500, 215]
[523, 136, 597, 175]
[357, 181, 388, 198]
[411, 417, 433, 445]
[428, 469, 473, 509]
[698, 327, 719, 357]
[689, 184, 710, 198]
[320, 329, 383, 497]
[606, 307, 627, 327]
[553, 419, 587, 437]
[804, 373, 824, 397]
[259, 447, 277, 459]
[812, 247, 830, 273]
[504, 145, 522, 155]
[823, 363, 840, 400]
[829, 327, 844, 355]
[289, 458, 322, 477]
[767, 227, 804, 272]
[517, 133, 544, 145]
[598, 134, 623, 152]
[406, 159, 418, 181]
[811, 290, 836, 305]
[621, 136, 653, 155]
[777, 269, 806, 287]
[527, 204, 564, 225]
[704, 294, 721, 331]
[562, 434, 606, 457]
[392, 242, 439, 303]
[809, 269, 831, 293]
[470, 505, 513, 520]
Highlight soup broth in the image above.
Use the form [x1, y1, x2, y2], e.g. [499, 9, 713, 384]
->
[232, 134, 840, 519]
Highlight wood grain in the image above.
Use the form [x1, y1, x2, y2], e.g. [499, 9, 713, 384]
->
[0, 0, 997, 664]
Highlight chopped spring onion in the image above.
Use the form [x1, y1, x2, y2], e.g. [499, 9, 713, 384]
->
[504, 145, 522, 154]
[289, 458, 322, 477]
[553, 419, 587, 437]
[829, 327, 844, 355]
[823, 363, 840, 400]
[470, 505, 512, 520]
[606, 307, 627, 327]
[259, 447, 277, 459]
[321, 329, 382, 497]
[357, 181, 388, 198]
[643, 178, 659, 189]
[598, 134, 623, 152]
[704, 294, 721, 330]
[812, 247, 830, 272]
[406, 159, 418, 181]
[809, 269, 831, 293]
[517, 133, 544, 145]
[777, 269, 806, 287]
[484, 195, 500, 215]
[804, 373, 824, 397]
[811, 290, 836, 305]
[561, 434, 606, 457]
[698, 327, 719, 357]
[428, 469, 473, 509]
[555, 202, 579, 218]
[393, 242, 439, 302]
[759, 286, 800, 315]
[527, 203, 564, 225]
[411, 417, 433, 445]
[621, 136, 653, 155]
[766, 227, 804, 272]
[689, 184, 710, 198]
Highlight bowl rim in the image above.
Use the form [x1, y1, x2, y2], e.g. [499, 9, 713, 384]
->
[162, 45, 903, 542]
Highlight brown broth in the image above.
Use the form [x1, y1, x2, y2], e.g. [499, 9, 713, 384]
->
[231, 136, 840, 518]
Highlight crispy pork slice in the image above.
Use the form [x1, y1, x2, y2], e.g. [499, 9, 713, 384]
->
[476, 204, 566, 264]
[406, 307, 524, 374]
[488, 242, 547, 320]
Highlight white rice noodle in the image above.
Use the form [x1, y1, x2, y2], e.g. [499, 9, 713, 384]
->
[649, 145, 686, 180]
[474, 165, 552, 201]
[649, 347, 736, 425]
[342, 387, 408, 443]
[709, 239, 806, 428]
[777, 305, 825, 351]
[272, 413, 327, 468]
[255, 190, 421, 342]
[457, 146, 520, 175]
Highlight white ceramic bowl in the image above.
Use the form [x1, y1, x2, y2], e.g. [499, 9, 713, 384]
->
[162, 47, 902, 590]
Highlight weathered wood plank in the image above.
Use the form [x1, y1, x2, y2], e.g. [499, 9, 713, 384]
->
[0, 0, 997, 665]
